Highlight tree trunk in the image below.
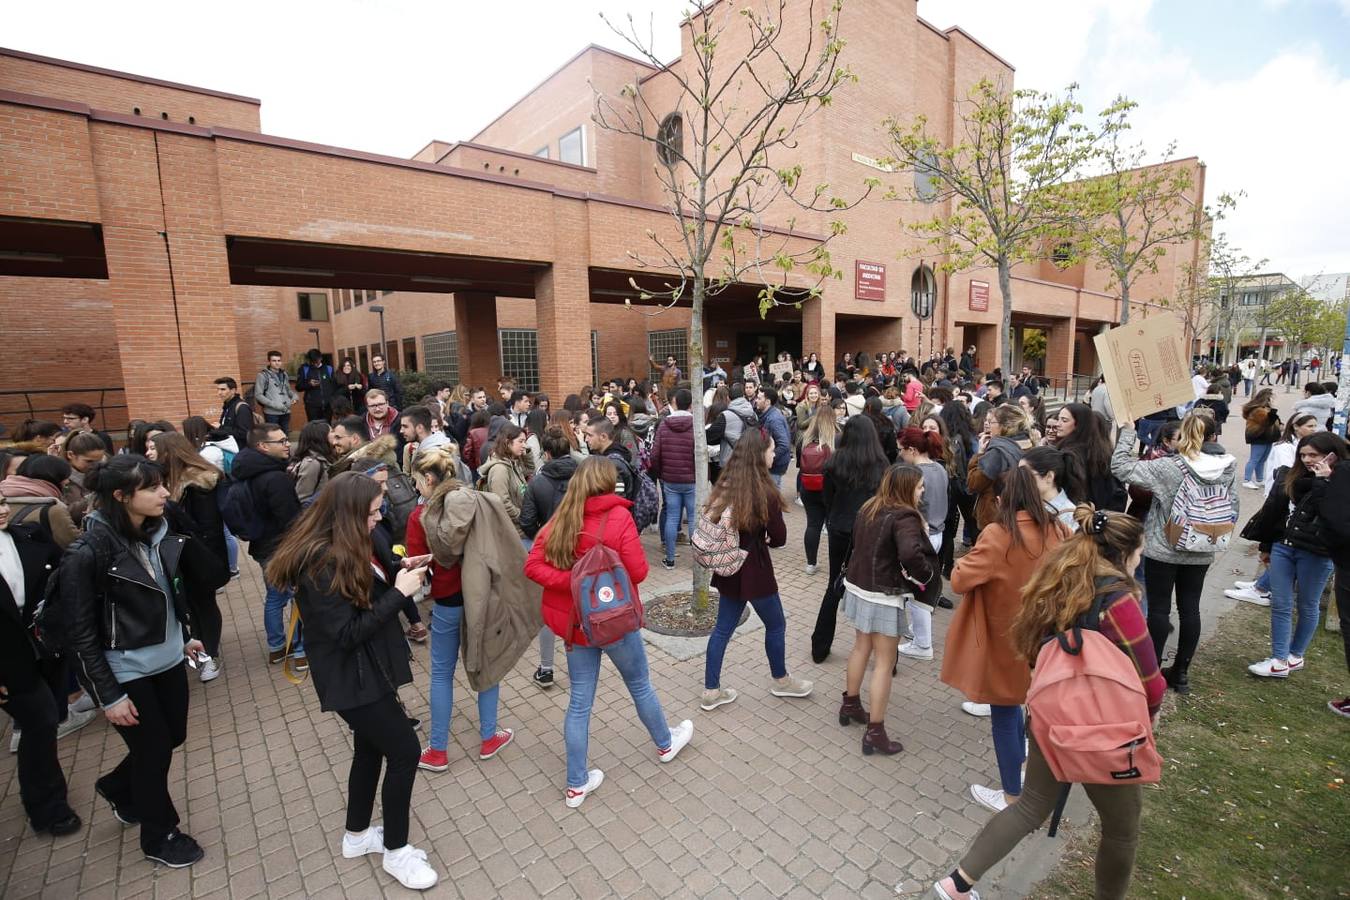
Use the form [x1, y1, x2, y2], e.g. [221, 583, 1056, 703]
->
[998, 259, 1015, 375]
[688, 272, 713, 611]
[1118, 280, 1131, 326]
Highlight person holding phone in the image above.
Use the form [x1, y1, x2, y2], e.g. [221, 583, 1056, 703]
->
[265, 472, 438, 890]
[1245, 433, 1349, 678]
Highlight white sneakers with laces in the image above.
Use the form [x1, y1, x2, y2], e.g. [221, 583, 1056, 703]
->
[961, 701, 992, 717]
[658, 719, 694, 763]
[566, 769, 604, 809]
[1247, 657, 1289, 678]
[969, 784, 1008, 812]
[1224, 586, 1271, 606]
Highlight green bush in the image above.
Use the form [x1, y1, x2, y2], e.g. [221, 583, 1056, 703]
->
[398, 370, 438, 404]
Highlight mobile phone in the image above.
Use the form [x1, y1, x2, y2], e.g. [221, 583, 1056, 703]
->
[401, 554, 434, 569]
[1324, 452, 1337, 468]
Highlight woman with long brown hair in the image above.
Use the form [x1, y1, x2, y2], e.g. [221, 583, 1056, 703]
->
[265, 473, 437, 890]
[838, 464, 937, 755]
[945, 466, 1067, 813]
[1242, 387, 1280, 489]
[700, 430, 812, 712]
[477, 424, 530, 535]
[524, 457, 692, 809]
[150, 433, 229, 683]
[935, 507, 1164, 900]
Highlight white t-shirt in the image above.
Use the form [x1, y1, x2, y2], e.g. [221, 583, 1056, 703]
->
[0, 530, 25, 611]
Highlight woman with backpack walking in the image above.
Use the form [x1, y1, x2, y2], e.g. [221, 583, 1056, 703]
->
[524, 457, 693, 808]
[699, 430, 813, 712]
[933, 507, 1164, 900]
[288, 421, 334, 506]
[796, 409, 837, 576]
[897, 427, 949, 660]
[67, 456, 207, 868]
[945, 467, 1067, 813]
[477, 425, 530, 538]
[810, 416, 889, 664]
[265, 472, 438, 890]
[150, 433, 230, 684]
[838, 464, 937, 756]
[1242, 388, 1281, 489]
[1243, 432, 1349, 678]
[1111, 411, 1237, 694]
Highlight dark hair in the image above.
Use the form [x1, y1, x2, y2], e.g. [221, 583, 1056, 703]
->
[86, 454, 165, 541]
[469, 408, 491, 429]
[707, 427, 776, 531]
[940, 401, 976, 451]
[525, 408, 550, 437]
[267, 349, 283, 360]
[757, 385, 779, 406]
[994, 465, 1060, 555]
[180, 415, 212, 447]
[14, 420, 60, 442]
[335, 415, 370, 442]
[400, 406, 432, 432]
[248, 423, 285, 448]
[509, 390, 529, 407]
[214, 376, 238, 390]
[588, 418, 616, 442]
[1304, 381, 1325, 396]
[0, 451, 28, 479]
[293, 420, 334, 463]
[1020, 445, 1086, 503]
[266, 472, 382, 608]
[329, 395, 354, 421]
[826, 416, 888, 491]
[673, 388, 692, 411]
[130, 420, 174, 456]
[563, 394, 583, 412]
[1157, 420, 1183, 446]
[540, 426, 572, 460]
[17, 454, 72, 486]
[1285, 432, 1350, 496]
[1281, 412, 1318, 441]
[64, 431, 107, 457]
[1054, 402, 1112, 474]
[533, 393, 550, 409]
[61, 403, 96, 421]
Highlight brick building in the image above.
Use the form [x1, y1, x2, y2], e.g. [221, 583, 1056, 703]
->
[0, 0, 1205, 429]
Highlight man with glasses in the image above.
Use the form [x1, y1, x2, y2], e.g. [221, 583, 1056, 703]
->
[231, 425, 305, 667]
[59, 403, 114, 454]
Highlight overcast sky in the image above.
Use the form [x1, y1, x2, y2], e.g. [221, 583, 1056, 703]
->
[8, 0, 1349, 281]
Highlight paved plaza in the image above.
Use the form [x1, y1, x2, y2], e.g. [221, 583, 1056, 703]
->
[0, 412, 1275, 899]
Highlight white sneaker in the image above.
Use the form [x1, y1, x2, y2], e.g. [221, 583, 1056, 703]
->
[198, 656, 222, 683]
[1248, 657, 1289, 678]
[898, 642, 934, 660]
[69, 693, 97, 714]
[565, 769, 604, 808]
[658, 719, 694, 763]
[961, 701, 992, 717]
[805, 563, 818, 575]
[341, 825, 384, 858]
[56, 707, 97, 740]
[700, 687, 738, 711]
[1286, 655, 1304, 672]
[1234, 580, 1257, 591]
[1242, 481, 1262, 490]
[1224, 587, 1270, 606]
[770, 675, 814, 698]
[970, 784, 1008, 812]
[382, 843, 438, 890]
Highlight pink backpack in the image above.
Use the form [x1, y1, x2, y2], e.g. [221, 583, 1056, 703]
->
[1026, 592, 1161, 787]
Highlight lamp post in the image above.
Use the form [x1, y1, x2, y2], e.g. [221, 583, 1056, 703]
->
[307, 327, 322, 356]
[369, 305, 387, 363]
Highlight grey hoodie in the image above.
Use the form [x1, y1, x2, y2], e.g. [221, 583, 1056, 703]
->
[1111, 426, 1238, 564]
[255, 367, 299, 415]
[1294, 393, 1337, 423]
[718, 397, 759, 467]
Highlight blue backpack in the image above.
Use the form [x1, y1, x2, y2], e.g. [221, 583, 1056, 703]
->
[568, 513, 644, 647]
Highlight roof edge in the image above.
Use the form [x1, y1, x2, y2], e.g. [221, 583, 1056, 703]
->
[913, 21, 1016, 72]
[0, 47, 262, 105]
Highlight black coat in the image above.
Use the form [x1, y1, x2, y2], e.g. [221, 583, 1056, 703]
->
[231, 448, 302, 561]
[0, 523, 63, 692]
[219, 395, 255, 451]
[293, 564, 413, 713]
[1318, 463, 1350, 567]
[822, 466, 881, 535]
[66, 518, 191, 707]
[366, 369, 403, 411]
[520, 455, 578, 538]
[165, 473, 230, 593]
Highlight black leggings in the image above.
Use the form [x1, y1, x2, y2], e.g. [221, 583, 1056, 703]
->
[811, 529, 851, 659]
[1143, 558, 1209, 670]
[801, 489, 827, 567]
[337, 693, 421, 850]
[186, 585, 223, 658]
[1335, 564, 1350, 674]
[101, 663, 189, 850]
[4, 673, 72, 829]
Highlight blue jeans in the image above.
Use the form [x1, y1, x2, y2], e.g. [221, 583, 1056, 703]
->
[704, 593, 787, 689]
[1268, 543, 1335, 659]
[223, 524, 239, 573]
[564, 631, 671, 788]
[1245, 442, 1272, 483]
[264, 412, 291, 435]
[264, 576, 302, 655]
[770, 471, 783, 488]
[429, 604, 499, 750]
[661, 482, 696, 562]
[1133, 559, 1147, 617]
[1242, 378, 1253, 396]
[990, 705, 1026, 795]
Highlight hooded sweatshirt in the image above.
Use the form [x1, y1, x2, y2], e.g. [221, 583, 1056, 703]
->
[717, 397, 758, 467]
[199, 434, 239, 471]
[1294, 392, 1337, 423]
[1111, 425, 1238, 564]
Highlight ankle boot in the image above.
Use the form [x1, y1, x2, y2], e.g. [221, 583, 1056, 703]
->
[838, 692, 867, 726]
[1163, 665, 1191, 695]
[861, 721, 904, 756]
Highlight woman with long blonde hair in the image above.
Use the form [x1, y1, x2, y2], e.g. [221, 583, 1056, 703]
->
[796, 408, 838, 574]
[266, 473, 437, 890]
[935, 506, 1164, 900]
[524, 457, 693, 809]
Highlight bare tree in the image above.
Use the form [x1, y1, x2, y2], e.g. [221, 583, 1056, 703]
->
[592, 0, 871, 607]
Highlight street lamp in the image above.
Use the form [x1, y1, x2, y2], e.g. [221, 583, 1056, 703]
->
[307, 327, 321, 354]
[369, 305, 387, 363]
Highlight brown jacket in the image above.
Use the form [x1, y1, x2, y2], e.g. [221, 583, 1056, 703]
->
[942, 510, 1065, 705]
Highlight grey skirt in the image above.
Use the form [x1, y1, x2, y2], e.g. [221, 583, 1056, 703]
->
[841, 588, 909, 637]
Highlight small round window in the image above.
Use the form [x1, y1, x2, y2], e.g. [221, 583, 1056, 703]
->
[657, 113, 683, 166]
[914, 150, 939, 202]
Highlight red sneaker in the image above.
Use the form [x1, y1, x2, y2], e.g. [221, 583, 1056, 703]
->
[479, 729, 514, 760]
[418, 748, 449, 772]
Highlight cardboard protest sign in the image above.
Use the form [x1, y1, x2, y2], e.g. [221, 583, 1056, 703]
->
[768, 361, 793, 380]
[1093, 315, 1194, 427]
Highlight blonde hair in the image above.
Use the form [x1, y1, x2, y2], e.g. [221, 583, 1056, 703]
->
[1175, 411, 1212, 458]
[800, 406, 838, 447]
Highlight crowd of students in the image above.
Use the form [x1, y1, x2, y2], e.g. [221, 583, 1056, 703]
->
[0, 342, 1347, 898]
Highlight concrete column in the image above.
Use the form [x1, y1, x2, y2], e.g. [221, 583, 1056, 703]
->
[1045, 315, 1078, 383]
[974, 324, 999, 376]
[452, 292, 499, 389]
[534, 198, 593, 398]
[803, 295, 830, 371]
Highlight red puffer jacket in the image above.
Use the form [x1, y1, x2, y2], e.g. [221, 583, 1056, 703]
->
[647, 413, 696, 484]
[524, 494, 649, 646]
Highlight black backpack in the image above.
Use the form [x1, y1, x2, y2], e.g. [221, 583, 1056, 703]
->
[30, 530, 111, 659]
[218, 477, 266, 542]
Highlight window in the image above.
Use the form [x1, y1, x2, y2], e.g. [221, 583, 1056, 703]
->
[914, 150, 940, 202]
[1051, 242, 1073, 268]
[358, 347, 369, 372]
[354, 290, 364, 307]
[911, 265, 936, 319]
[533, 146, 550, 159]
[341, 289, 352, 312]
[591, 330, 600, 388]
[402, 337, 418, 372]
[648, 329, 689, 378]
[559, 126, 585, 166]
[1240, 291, 1262, 307]
[385, 341, 399, 370]
[657, 113, 683, 166]
[297, 291, 328, 321]
[498, 328, 540, 392]
[423, 330, 459, 384]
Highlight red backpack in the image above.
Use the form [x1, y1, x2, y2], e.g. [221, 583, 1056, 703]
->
[799, 441, 831, 492]
[569, 513, 644, 647]
[1026, 591, 1161, 787]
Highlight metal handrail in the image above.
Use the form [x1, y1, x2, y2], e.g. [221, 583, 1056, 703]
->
[0, 387, 128, 434]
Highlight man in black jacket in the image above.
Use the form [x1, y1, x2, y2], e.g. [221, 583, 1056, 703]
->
[366, 354, 403, 412]
[231, 425, 304, 665]
[215, 378, 255, 450]
[583, 418, 635, 500]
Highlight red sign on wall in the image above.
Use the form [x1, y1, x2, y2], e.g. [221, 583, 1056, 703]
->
[969, 280, 990, 311]
[855, 261, 886, 301]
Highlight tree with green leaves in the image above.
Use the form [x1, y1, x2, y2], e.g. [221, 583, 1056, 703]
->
[1268, 287, 1327, 389]
[592, 0, 870, 607]
[884, 78, 1099, 374]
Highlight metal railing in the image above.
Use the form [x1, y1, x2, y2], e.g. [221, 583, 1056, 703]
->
[0, 386, 128, 435]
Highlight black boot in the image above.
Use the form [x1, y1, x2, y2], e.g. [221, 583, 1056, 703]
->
[839, 692, 867, 726]
[1163, 665, 1191, 695]
[862, 721, 904, 756]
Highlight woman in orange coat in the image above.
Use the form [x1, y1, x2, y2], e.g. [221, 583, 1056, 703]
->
[944, 466, 1066, 813]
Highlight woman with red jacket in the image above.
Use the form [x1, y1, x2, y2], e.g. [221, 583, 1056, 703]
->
[524, 457, 693, 809]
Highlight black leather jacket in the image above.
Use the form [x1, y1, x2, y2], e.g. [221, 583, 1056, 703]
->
[67, 517, 191, 707]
